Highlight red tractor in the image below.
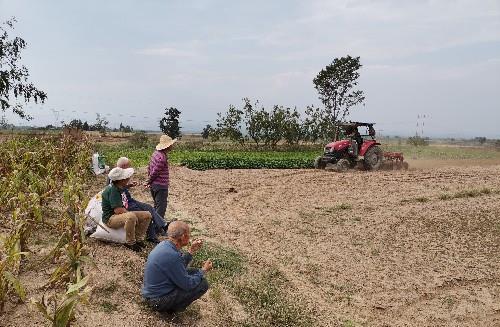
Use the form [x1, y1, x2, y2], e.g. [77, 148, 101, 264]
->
[314, 122, 407, 171]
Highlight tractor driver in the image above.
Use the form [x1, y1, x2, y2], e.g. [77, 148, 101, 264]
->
[347, 125, 363, 157]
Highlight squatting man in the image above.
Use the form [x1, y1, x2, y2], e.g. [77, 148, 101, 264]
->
[142, 221, 213, 313]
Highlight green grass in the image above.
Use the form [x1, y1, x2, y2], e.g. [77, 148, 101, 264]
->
[232, 268, 315, 327]
[191, 242, 246, 284]
[439, 187, 496, 200]
[100, 300, 118, 313]
[191, 242, 315, 326]
[382, 144, 500, 160]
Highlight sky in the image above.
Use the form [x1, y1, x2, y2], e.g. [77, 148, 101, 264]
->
[1, 0, 499, 137]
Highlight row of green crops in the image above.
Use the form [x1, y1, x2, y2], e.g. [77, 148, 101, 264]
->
[96, 145, 320, 170]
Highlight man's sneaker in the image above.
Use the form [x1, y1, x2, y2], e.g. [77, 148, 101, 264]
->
[124, 243, 142, 252]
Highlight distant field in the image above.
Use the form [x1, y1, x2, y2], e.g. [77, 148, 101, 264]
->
[96, 140, 500, 170]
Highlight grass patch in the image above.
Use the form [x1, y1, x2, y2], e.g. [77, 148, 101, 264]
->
[232, 268, 315, 327]
[401, 196, 430, 204]
[343, 320, 358, 327]
[192, 243, 315, 326]
[95, 280, 118, 296]
[439, 187, 496, 201]
[100, 300, 118, 313]
[191, 242, 245, 284]
[382, 144, 500, 160]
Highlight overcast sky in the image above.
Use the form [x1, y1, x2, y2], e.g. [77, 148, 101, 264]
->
[1, 0, 499, 137]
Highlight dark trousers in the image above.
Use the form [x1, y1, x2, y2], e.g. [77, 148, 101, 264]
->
[146, 271, 209, 313]
[150, 187, 168, 219]
[128, 200, 167, 241]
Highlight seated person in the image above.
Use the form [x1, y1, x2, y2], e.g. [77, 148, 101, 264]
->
[102, 167, 152, 252]
[113, 157, 169, 243]
[347, 126, 363, 157]
[142, 221, 213, 313]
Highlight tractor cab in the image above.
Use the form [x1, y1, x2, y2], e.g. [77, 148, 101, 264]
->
[324, 122, 377, 156]
[315, 122, 384, 171]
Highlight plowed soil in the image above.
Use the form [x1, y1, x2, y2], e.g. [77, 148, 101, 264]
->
[3, 163, 500, 327]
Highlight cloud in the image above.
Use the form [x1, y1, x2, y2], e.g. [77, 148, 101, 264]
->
[252, 0, 500, 62]
[136, 47, 198, 58]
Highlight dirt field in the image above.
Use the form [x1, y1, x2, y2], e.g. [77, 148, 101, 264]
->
[3, 162, 500, 327]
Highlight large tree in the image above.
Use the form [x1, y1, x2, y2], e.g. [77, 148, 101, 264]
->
[159, 107, 181, 138]
[0, 18, 47, 119]
[313, 55, 365, 140]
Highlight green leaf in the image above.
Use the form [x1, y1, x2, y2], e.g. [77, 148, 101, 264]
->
[3, 271, 26, 300]
[55, 294, 79, 327]
[66, 276, 88, 295]
[30, 298, 54, 322]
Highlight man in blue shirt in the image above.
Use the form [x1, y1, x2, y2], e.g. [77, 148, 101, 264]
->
[142, 221, 213, 313]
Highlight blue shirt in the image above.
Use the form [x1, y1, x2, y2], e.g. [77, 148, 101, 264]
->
[142, 241, 204, 299]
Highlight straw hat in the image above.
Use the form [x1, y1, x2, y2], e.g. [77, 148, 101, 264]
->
[108, 167, 134, 181]
[156, 135, 177, 151]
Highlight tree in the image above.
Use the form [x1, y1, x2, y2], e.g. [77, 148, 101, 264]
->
[82, 121, 89, 131]
[474, 137, 487, 145]
[92, 113, 108, 135]
[0, 18, 47, 120]
[201, 124, 212, 139]
[281, 107, 302, 145]
[243, 98, 267, 145]
[214, 105, 244, 143]
[66, 119, 83, 130]
[313, 56, 365, 140]
[159, 107, 181, 138]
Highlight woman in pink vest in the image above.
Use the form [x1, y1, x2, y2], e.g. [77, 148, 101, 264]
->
[146, 135, 177, 219]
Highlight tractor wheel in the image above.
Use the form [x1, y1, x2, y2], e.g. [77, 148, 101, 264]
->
[363, 146, 383, 171]
[336, 159, 350, 172]
[314, 156, 326, 169]
[402, 162, 409, 170]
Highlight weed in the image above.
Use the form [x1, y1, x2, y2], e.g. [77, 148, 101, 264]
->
[343, 319, 357, 327]
[439, 187, 495, 201]
[95, 280, 118, 296]
[192, 242, 245, 284]
[442, 296, 455, 309]
[439, 194, 453, 200]
[415, 196, 429, 203]
[231, 267, 315, 327]
[100, 300, 118, 313]
[324, 203, 352, 212]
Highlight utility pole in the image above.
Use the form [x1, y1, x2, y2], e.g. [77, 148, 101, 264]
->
[416, 114, 428, 137]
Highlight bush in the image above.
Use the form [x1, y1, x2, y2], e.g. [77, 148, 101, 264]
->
[128, 131, 150, 148]
[407, 136, 429, 146]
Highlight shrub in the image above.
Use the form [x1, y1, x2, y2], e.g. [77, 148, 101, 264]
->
[407, 136, 429, 146]
[128, 131, 150, 148]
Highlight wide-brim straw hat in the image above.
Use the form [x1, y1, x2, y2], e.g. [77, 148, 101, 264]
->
[156, 135, 177, 151]
[108, 167, 134, 181]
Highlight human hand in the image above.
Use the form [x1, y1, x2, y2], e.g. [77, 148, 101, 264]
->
[202, 260, 213, 272]
[189, 239, 203, 254]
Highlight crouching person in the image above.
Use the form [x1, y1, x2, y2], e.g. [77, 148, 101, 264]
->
[102, 167, 152, 252]
[142, 221, 212, 313]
